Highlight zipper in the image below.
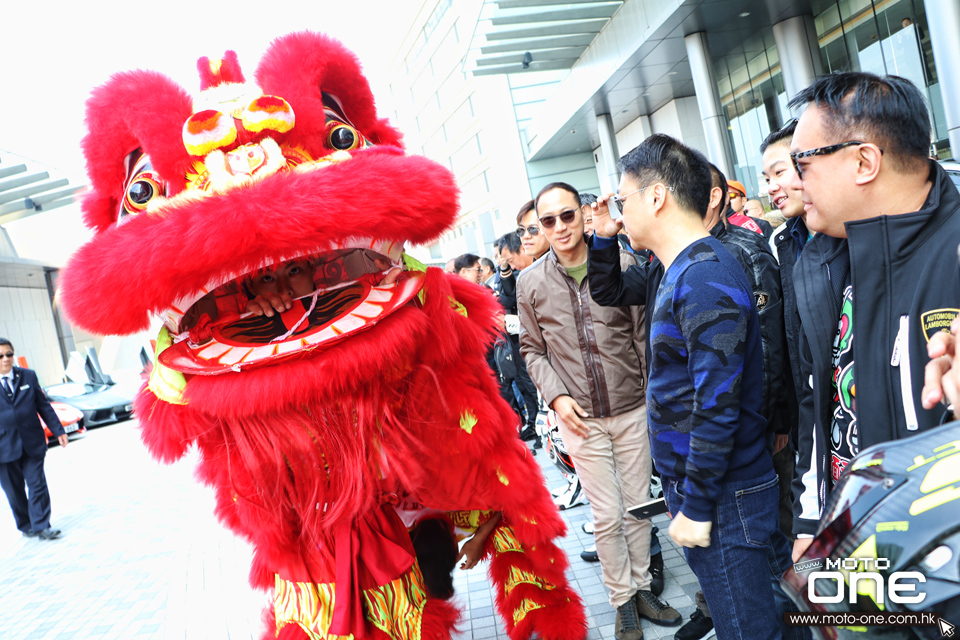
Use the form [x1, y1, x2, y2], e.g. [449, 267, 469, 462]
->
[574, 281, 605, 416]
[890, 314, 920, 431]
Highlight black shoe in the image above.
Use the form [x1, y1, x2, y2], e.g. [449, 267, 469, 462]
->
[37, 527, 61, 540]
[519, 427, 537, 441]
[532, 438, 542, 449]
[634, 589, 681, 626]
[580, 547, 599, 562]
[674, 609, 713, 640]
[649, 552, 664, 596]
[615, 599, 644, 640]
[22, 530, 38, 538]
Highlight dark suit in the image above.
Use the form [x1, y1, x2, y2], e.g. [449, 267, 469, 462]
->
[0, 367, 64, 533]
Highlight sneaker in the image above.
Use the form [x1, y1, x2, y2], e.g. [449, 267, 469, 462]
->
[519, 427, 537, 441]
[674, 609, 714, 640]
[580, 546, 599, 562]
[582, 521, 595, 534]
[649, 552, 664, 596]
[615, 599, 644, 640]
[634, 589, 681, 626]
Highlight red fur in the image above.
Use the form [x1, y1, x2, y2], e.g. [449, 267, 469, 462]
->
[255, 32, 403, 151]
[197, 50, 245, 89]
[80, 71, 194, 232]
[60, 148, 458, 336]
[63, 32, 586, 640]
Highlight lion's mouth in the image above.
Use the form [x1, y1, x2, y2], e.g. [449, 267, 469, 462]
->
[156, 238, 424, 375]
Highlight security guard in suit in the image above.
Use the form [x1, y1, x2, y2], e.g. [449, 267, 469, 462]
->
[0, 338, 67, 539]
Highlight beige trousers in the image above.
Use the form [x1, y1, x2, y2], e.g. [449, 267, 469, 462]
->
[559, 403, 652, 608]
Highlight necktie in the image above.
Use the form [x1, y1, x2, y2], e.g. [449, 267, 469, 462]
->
[2, 378, 12, 400]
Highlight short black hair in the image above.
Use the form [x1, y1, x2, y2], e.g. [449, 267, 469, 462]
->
[453, 253, 480, 273]
[708, 163, 729, 214]
[534, 182, 580, 211]
[498, 231, 522, 254]
[0, 338, 11, 351]
[578, 192, 597, 206]
[618, 134, 713, 218]
[479, 257, 495, 272]
[515, 200, 535, 225]
[760, 118, 798, 154]
[788, 72, 930, 172]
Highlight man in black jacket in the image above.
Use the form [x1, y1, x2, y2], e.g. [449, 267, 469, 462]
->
[0, 338, 68, 540]
[495, 232, 540, 443]
[788, 72, 960, 561]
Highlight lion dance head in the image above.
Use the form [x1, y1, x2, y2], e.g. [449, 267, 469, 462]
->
[60, 32, 585, 640]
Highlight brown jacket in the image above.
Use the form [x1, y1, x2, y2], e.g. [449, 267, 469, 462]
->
[517, 246, 646, 418]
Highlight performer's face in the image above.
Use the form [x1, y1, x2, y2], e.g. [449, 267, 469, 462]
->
[249, 259, 315, 299]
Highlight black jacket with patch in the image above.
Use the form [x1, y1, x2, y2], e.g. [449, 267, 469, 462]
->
[792, 161, 960, 536]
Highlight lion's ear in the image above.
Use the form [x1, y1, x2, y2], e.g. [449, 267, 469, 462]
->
[253, 31, 403, 156]
[81, 70, 194, 232]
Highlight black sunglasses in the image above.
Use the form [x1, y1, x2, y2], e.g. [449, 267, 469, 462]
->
[790, 141, 883, 179]
[0, 353, 14, 359]
[538, 210, 577, 229]
[516, 225, 539, 237]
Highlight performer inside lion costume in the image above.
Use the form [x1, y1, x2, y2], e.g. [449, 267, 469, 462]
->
[59, 31, 587, 640]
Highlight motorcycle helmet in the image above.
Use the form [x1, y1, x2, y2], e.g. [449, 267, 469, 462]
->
[781, 421, 960, 639]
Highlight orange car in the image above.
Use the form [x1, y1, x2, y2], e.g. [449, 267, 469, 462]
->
[39, 401, 86, 444]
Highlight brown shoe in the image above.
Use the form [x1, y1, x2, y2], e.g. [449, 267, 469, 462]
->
[634, 589, 681, 626]
[614, 600, 644, 640]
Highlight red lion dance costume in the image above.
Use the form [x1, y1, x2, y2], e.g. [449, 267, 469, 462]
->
[59, 32, 587, 640]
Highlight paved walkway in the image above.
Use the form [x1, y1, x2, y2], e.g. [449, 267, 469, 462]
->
[0, 420, 702, 640]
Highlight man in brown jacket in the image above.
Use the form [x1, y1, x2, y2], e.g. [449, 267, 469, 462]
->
[517, 182, 679, 640]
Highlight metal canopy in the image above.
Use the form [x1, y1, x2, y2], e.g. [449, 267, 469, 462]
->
[0, 153, 83, 225]
[468, 1, 623, 75]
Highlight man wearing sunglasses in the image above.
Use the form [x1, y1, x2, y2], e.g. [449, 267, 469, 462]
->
[515, 199, 550, 260]
[787, 72, 960, 563]
[0, 338, 68, 541]
[517, 182, 680, 640]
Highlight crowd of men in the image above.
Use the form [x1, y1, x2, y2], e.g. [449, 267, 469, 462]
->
[440, 71, 960, 640]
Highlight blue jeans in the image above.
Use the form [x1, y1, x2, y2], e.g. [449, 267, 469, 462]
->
[665, 470, 806, 640]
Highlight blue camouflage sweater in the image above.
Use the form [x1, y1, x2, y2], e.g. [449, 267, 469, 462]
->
[648, 235, 771, 522]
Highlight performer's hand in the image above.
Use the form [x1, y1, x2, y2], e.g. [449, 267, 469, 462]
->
[592, 194, 625, 238]
[457, 536, 485, 570]
[245, 292, 294, 317]
[668, 511, 711, 548]
[552, 395, 590, 437]
[793, 537, 814, 562]
[58, 433, 69, 448]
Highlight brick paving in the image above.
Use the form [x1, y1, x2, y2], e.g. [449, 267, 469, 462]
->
[0, 420, 703, 640]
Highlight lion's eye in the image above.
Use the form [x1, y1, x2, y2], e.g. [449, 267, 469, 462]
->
[128, 180, 154, 205]
[327, 124, 362, 151]
[119, 170, 164, 225]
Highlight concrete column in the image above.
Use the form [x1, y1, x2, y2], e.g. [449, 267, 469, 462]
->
[684, 32, 735, 178]
[773, 15, 824, 109]
[595, 113, 621, 194]
[924, 0, 960, 155]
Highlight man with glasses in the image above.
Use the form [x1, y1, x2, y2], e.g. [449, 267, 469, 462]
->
[453, 253, 483, 285]
[589, 150, 799, 640]
[788, 72, 960, 562]
[0, 338, 69, 540]
[518, 182, 679, 640]
[595, 134, 795, 640]
[727, 180, 774, 238]
[515, 199, 550, 261]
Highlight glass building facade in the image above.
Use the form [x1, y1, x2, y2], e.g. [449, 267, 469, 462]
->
[715, 0, 948, 199]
